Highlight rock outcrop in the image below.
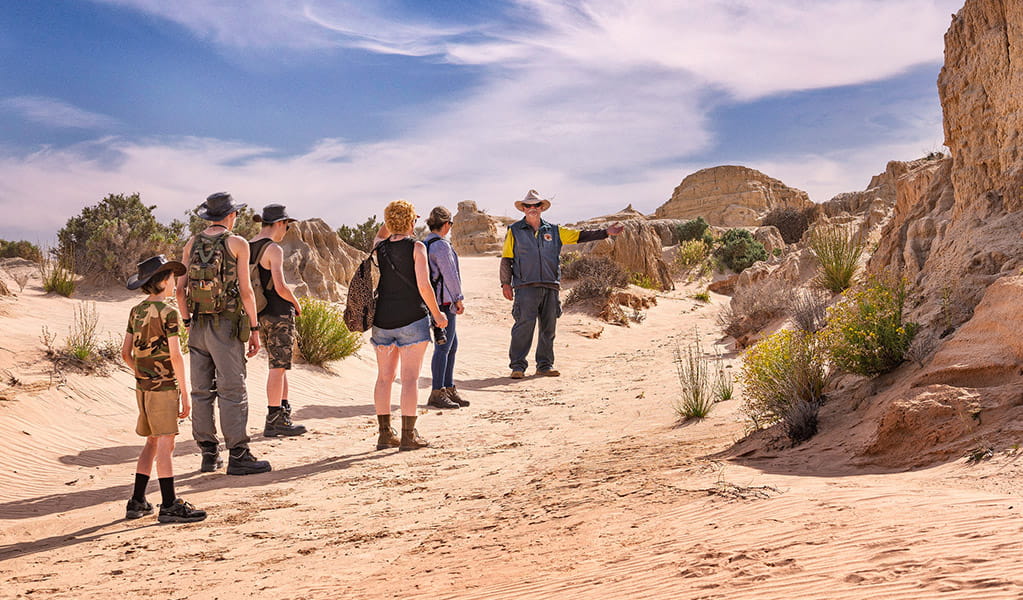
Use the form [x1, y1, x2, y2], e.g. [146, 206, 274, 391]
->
[279, 219, 364, 302]
[452, 201, 503, 256]
[579, 221, 674, 291]
[654, 166, 813, 226]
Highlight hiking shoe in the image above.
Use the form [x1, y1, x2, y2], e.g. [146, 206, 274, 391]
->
[510, 370, 525, 379]
[376, 427, 401, 450]
[227, 448, 272, 476]
[158, 498, 207, 524]
[444, 387, 470, 407]
[125, 498, 153, 520]
[399, 428, 430, 451]
[263, 410, 307, 437]
[426, 389, 459, 410]
[537, 369, 561, 377]
[199, 443, 222, 473]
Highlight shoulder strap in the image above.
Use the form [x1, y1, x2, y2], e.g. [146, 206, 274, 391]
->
[423, 237, 445, 287]
[376, 240, 418, 292]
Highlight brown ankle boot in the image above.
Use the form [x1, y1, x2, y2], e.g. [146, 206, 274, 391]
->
[444, 386, 469, 407]
[399, 416, 429, 451]
[427, 388, 458, 409]
[376, 414, 400, 450]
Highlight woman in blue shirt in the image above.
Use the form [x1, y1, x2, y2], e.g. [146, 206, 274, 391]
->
[424, 206, 469, 410]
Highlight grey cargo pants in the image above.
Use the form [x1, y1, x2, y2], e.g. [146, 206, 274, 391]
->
[189, 316, 250, 451]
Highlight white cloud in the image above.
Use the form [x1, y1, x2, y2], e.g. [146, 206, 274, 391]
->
[1, 96, 120, 130]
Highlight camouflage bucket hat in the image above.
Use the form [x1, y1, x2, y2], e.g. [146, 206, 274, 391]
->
[127, 255, 186, 290]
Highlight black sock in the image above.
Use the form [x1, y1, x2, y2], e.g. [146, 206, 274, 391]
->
[132, 473, 149, 503]
[268, 405, 282, 414]
[158, 477, 175, 508]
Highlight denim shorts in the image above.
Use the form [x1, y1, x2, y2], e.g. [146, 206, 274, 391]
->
[371, 316, 431, 347]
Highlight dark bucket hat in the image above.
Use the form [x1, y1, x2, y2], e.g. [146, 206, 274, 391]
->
[252, 204, 297, 225]
[196, 192, 247, 221]
[127, 255, 186, 290]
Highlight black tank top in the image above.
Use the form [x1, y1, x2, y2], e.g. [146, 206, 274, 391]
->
[374, 238, 428, 329]
[250, 238, 294, 317]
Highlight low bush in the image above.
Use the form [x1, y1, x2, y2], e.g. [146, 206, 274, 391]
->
[564, 256, 629, 305]
[782, 399, 819, 444]
[672, 239, 710, 275]
[809, 225, 863, 293]
[39, 256, 76, 297]
[717, 279, 793, 339]
[675, 217, 710, 243]
[713, 229, 767, 273]
[789, 289, 830, 334]
[0, 239, 43, 262]
[66, 302, 99, 360]
[182, 205, 259, 240]
[672, 335, 715, 419]
[41, 302, 120, 372]
[740, 328, 829, 435]
[629, 272, 660, 290]
[295, 297, 362, 366]
[761, 207, 811, 244]
[821, 276, 918, 376]
[692, 290, 710, 303]
[337, 215, 384, 252]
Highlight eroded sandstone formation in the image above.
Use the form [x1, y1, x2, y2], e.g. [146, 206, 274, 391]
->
[577, 220, 674, 291]
[451, 201, 503, 256]
[654, 166, 813, 226]
[279, 219, 364, 302]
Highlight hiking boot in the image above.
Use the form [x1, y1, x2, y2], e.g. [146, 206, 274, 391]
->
[376, 414, 400, 450]
[125, 497, 153, 520]
[510, 370, 525, 379]
[199, 443, 222, 473]
[157, 498, 207, 524]
[444, 386, 469, 407]
[537, 368, 561, 377]
[281, 399, 292, 420]
[399, 416, 429, 451]
[427, 389, 459, 409]
[226, 448, 272, 476]
[263, 409, 307, 437]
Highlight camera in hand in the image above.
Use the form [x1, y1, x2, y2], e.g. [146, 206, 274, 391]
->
[433, 325, 447, 345]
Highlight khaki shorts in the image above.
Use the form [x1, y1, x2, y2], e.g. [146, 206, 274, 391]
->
[135, 388, 180, 437]
[260, 313, 295, 370]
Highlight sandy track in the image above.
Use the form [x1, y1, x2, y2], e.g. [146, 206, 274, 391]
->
[1, 256, 1022, 599]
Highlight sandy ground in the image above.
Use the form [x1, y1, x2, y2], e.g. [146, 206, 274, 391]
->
[1, 256, 1022, 599]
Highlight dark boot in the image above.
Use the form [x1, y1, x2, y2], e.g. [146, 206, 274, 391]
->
[281, 398, 292, 419]
[226, 447, 272, 476]
[375, 414, 400, 450]
[263, 407, 307, 437]
[198, 442, 222, 473]
[399, 416, 429, 451]
[444, 386, 469, 407]
[427, 388, 458, 409]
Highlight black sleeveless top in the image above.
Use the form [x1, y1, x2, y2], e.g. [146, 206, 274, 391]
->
[374, 238, 428, 329]
[250, 238, 294, 317]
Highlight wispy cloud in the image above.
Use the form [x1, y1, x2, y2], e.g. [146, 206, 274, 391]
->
[1, 96, 120, 130]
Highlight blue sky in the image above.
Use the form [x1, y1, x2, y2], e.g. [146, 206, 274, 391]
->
[0, 0, 962, 242]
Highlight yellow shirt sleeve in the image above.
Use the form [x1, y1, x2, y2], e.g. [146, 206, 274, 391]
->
[559, 227, 581, 245]
[501, 229, 515, 258]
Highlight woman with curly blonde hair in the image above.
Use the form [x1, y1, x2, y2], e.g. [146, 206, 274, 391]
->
[370, 200, 448, 451]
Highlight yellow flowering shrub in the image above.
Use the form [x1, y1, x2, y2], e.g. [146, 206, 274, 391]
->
[740, 328, 828, 430]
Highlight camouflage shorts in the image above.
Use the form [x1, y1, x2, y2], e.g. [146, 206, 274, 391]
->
[259, 313, 295, 370]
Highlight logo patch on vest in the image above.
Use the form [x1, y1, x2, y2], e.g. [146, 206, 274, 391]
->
[543, 233, 553, 241]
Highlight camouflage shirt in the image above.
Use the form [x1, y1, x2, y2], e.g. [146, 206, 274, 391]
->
[126, 300, 180, 392]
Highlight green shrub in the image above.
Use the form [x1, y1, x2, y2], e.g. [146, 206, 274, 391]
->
[713, 229, 767, 273]
[66, 302, 100, 360]
[761, 207, 811, 244]
[295, 297, 362, 366]
[740, 328, 828, 432]
[337, 215, 383, 252]
[821, 277, 918, 376]
[182, 205, 259, 240]
[57, 193, 183, 283]
[809, 225, 863, 293]
[692, 290, 710, 303]
[0, 239, 43, 262]
[39, 256, 76, 297]
[629, 272, 660, 290]
[564, 256, 629, 305]
[676, 217, 710, 243]
[672, 335, 715, 419]
[673, 239, 709, 274]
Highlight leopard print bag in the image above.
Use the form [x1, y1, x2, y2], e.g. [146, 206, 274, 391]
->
[343, 253, 378, 332]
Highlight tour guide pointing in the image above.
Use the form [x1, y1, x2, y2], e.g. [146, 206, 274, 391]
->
[500, 190, 624, 379]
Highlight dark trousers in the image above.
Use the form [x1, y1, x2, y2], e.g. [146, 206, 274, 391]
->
[508, 286, 560, 372]
[430, 305, 458, 389]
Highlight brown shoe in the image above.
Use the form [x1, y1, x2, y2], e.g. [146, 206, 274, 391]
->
[399, 416, 429, 451]
[376, 415, 401, 450]
[510, 370, 525, 379]
[427, 388, 459, 409]
[444, 386, 469, 407]
[537, 369, 561, 377]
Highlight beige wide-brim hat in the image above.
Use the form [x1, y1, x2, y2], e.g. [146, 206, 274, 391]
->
[515, 189, 552, 212]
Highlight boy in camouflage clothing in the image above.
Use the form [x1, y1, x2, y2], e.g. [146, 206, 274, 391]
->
[121, 255, 206, 523]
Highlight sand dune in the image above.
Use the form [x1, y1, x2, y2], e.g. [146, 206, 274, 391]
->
[1, 257, 1021, 599]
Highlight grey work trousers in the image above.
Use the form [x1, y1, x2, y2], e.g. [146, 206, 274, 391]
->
[189, 316, 250, 451]
[508, 286, 561, 372]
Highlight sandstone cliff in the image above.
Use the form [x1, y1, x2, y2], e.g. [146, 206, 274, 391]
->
[654, 166, 813, 226]
[279, 219, 364, 302]
[452, 201, 503, 256]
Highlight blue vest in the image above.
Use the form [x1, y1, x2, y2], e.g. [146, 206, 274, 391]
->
[510, 218, 562, 287]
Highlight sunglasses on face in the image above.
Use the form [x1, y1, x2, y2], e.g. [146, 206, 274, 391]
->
[523, 202, 543, 209]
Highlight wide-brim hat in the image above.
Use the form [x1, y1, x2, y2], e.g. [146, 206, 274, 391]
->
[196, 192, 247, 221]
[127, 255, 186, 290]
[515, 189, 551, 212]
[252, 203, 297, 225]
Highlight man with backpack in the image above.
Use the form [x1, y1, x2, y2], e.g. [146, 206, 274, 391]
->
[248, 204, 306, 437]
[177, 192, 272, 476]
[423, 206, 467, 410]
